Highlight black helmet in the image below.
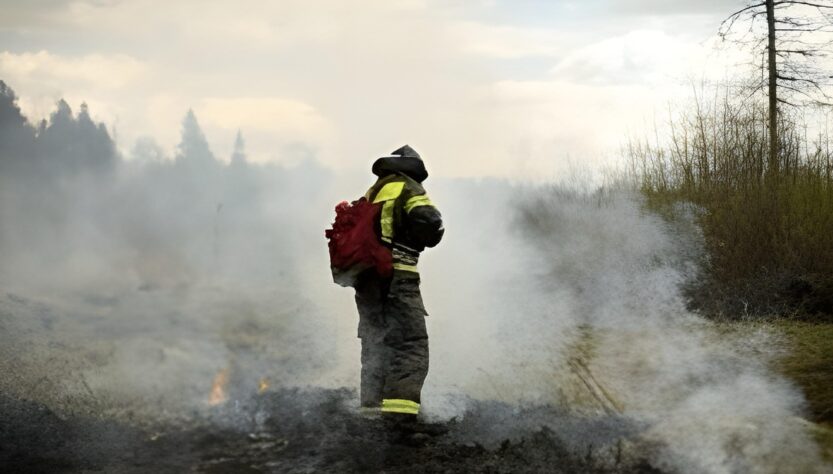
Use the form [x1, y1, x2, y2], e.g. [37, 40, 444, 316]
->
[372, 145, 428, 183]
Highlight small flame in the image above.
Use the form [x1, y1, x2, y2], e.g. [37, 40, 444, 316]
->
[258, 377, 269, 394]
[208, 368, 229, 406]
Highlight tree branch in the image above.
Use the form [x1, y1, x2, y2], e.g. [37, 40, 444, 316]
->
[774, 1, 833, 9]
[720, 2, 767, 36]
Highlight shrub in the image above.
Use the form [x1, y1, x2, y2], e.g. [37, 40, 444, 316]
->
[627, 90, 833, 318]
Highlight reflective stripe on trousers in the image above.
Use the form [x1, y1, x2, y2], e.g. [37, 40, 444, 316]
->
[381, 398, 420, 415]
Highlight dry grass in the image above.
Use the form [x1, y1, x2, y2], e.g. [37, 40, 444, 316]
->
[626, 92, 833, 317]
[627, 91, 833, 456]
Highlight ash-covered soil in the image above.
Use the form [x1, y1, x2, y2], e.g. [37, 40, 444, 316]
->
[1, 387, 664, 474]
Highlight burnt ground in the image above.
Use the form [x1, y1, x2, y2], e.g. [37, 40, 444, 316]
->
[0, 386, 665, 474]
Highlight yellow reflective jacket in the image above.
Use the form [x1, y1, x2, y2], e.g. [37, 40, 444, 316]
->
[364, 173, 444, 273]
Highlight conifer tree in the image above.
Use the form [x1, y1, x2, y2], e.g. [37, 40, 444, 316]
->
[230, 130, 247, 166]
[176, 109, 215, 165]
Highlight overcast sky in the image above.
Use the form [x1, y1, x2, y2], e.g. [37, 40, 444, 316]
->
[0, 0, 743, 180]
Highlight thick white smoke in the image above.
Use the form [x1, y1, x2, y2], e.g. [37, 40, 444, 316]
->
[418, 185, 830, 473]
[1, 84, 829, 472]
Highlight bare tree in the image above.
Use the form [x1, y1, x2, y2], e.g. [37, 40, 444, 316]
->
[720, 0, 833, 175]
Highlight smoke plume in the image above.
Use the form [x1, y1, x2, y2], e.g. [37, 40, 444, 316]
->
[0, 80, 829, 473]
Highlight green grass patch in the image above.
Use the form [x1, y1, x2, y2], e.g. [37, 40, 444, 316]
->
[716, 319, 833, 458]
[772, 321, 833, 425]
[768, 320, 833, 459]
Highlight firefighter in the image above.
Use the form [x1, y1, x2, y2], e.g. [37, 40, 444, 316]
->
[354, 145, 444, 418]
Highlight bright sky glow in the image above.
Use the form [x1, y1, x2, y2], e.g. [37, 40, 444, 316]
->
[0, 0, 745, 179]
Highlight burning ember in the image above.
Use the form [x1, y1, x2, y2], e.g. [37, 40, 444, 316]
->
[258, 377, 269, 394]
[208, 368, 229, 406]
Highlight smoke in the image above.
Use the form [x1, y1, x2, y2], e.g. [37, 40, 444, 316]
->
[421, 186, 830, 473]
[0, 80, 830, 473]
[0, 80, 345, 422]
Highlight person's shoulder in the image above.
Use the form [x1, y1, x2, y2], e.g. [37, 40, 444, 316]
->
[368, 173, 427, 202]
[369, 175, 408, 202]
[399, 174, 426, 196]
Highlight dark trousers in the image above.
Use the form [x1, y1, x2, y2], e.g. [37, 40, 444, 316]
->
[354, 271, 429, 410]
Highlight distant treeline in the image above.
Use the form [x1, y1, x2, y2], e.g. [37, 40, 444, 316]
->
[0, 81, 117, 177]
[0, 80, 331, 291]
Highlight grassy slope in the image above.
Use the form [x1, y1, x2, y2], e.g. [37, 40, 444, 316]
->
[773, 321, 833, 425]
[715, 319, 833, 458]
[771, 321, 833, 459]
[773, 319, 833, 460]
